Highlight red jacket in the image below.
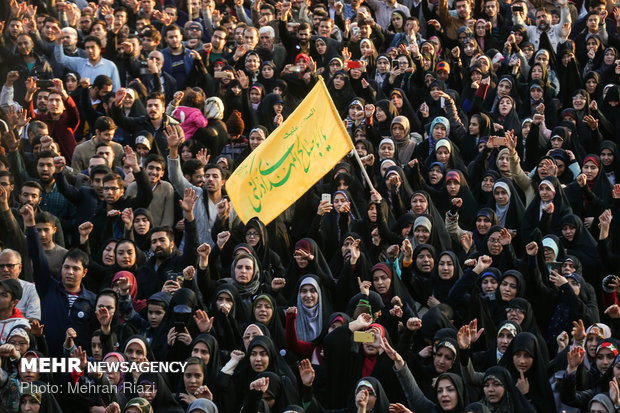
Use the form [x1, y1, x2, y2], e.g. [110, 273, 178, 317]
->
[29, 96, 79, 162]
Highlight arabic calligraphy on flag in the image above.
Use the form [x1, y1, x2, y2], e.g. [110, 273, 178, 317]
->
[226, 77, 354, 224]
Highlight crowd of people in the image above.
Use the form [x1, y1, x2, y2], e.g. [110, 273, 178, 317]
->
[0, 0, 619, 411]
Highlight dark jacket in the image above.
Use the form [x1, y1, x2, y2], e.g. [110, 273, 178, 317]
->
[27, 226, 96, 356]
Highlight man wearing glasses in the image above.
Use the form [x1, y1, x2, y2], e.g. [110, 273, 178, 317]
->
[0, 249, 40, 321]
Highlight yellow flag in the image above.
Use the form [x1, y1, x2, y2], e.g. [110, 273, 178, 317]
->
[226, 77, 354, 225]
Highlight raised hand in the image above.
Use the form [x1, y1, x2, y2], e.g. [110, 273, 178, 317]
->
[571, 319, 586, 342]
[525, 241, 538, 256]
[180, 187, 198, 218]
[406, 317, 422, 331]
[298, 359, 315, 386]
[123, 145, 140, 172]
[193, 309, 214, 333]
[381, 337, 404, 369]
[515, 371, 529, 395]
[566, 346, 585, 374]
[358, 277, 371, 296]
[121, 208, 134, 230]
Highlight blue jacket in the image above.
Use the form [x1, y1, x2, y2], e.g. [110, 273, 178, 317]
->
[27, 227, 96, 356]
[161, 47, 194, 88]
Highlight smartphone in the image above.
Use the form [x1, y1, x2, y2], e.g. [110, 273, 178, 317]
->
[351, 26, 360, 36]
[289, 65, 304, 72]
[392, 60, 399, 70]
[174, 321, 185, 333]
[214, 71, 228, 79]
[176, 274, 185, 284]
[512, 5, 523, 11]
[37, 79, 52, 89]
[492, 136, 506, 146]
[346, 60, 363, 69]
[353, 331, 375, 343]
[550, 261, 563, 274]
[321, 193, 331, 203]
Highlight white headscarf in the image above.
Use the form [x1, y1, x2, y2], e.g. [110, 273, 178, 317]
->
[204, 97, 224, 120]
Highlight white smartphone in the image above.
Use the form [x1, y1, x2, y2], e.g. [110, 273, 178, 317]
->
[321, 193, 331, 203]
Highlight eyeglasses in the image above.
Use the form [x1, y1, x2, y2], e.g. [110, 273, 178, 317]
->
[188, 26, 202, 31]
[506, 307, 524, 314]
[0, 263, 20, 269]
[488, 237, 501, 244]
[246, 231, 260, 238]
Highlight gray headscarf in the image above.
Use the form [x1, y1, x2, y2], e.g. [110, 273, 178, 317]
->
[295, 276, 323, 342]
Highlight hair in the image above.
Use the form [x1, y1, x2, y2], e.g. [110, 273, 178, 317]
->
[146, 92, 165, 106]
[163, 24, 182, 38]
[0, 170, 14, 184]
[298, 22, 311, 32]
[93, 75, 113, 90]
[259, 26, 275, 38]
[141, 28, 161, 42]
[204, 163, 224, 177]
[0, 248, 21, 265]
[94, 116, 116, 132]
[44, 16, 61, 27]
[145, 154, 166, 170]
[36, 150, 56, 162]
[90, 165, 112, 179]
[95, 142, 113, 152]
[102, 172, 123, 187]
[213, 25, 228, 36]
[35, 211, 56, 226]
[63, 249, 90, 269]
[84, 35, 103, 48]
[259, 3, 275, 14]
[150, 226, 175, 241]
[179, 87, 206, 109]
[182, 159, 204, 176]
[221, 15, 237, 25]
[21, 181, 43, 196]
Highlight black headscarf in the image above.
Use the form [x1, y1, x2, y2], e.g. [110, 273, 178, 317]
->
[499, 332, 555, 412]
[481, 366, 536, 413]
[137, 372, 183, 413]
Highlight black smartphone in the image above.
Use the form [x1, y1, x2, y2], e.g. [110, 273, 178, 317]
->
[549, 261, 563, 274]
[174, 321, 185, 333]
[513, 5, 523, 11]
[37, 79, 52, 89]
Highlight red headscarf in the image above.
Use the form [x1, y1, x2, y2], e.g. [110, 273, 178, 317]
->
[112, 271, 146, 313]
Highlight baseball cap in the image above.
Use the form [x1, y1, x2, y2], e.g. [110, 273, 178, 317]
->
[436, 61, 450, 73]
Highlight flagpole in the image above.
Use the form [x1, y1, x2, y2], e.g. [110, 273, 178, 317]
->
[350, 147, 375, 192]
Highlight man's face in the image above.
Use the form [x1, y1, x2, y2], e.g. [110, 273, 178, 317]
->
[187, 168, 205, 186]
[0, 285, 17, 313]
[186, 23, 203, 39]
[0, 253, 22, 280]
[318, 21, 332, 37]
[36, 222, 56, 246]
[244, 29, 258, 48]
[536, 11, 550, 30]
[16, 36, 33, 56]
[485, 1, 498, 17]
[166, 29, 182, 49]
[8, 21, 23, 38]
[91, 173, 106, 198]
[146, 161, 164, 184]
[62, 32, 78, 48]
[36, 91, 49, 112]
[0, 176, 13, 198]
[19, 186, 41, 207]
[297, 28, 311, 44]
[79, 16, 93, 32]
[96, 128, 116, 143]
[141, 36, 159, 52]
[96, 147, 115, 167]
[359, 24, 372, 38]
[259, 32, 273, 47]
[455, 0, 470, 19]
[47, 93, 64, 115]
[94, 83, 113, 100]
[146, 99, 164, 120]
[37, 157, 54, 183]
[212, 30, 227, 50]
[204, 168, 223, 193]
[260, 8, 274, 23]
[587, 14, 600, 31]
[115, 10, 128, 25]
[103, 179, 124, 204]
[61, 257, 87, 290]
[84, 41, 101, 61]
[42, 22, 59, 41]
[151, 231, 173, 258]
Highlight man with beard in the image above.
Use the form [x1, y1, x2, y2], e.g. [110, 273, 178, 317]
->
[88, 146, 153, 249]
[29, 78, 79, 162]
[279, 3, 312, 63]
[110, 90, 179, 155]
[167, 125, 233, 246]
[514, 0, 570, 51]
[136, 187, 199, 299]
